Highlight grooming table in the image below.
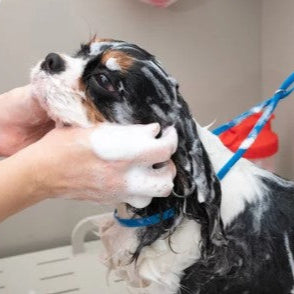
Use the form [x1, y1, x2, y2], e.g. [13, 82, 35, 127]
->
[0, 215, 128, 294]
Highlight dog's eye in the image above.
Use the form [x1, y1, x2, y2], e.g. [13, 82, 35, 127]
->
[95, 74, 115, 92]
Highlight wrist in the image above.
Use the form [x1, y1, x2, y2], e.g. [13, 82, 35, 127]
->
[10, 146, 47, 202]
[20, 144, 52, 201]
[0, 150, 44, 221]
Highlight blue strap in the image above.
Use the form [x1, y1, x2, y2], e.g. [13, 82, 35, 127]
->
[213, 72, 294, 180]
[114, 208, 175, 227]
[114, 72, 294, 228]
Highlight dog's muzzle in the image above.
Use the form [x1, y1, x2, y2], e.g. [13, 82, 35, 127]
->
[41, 52, 65, 74]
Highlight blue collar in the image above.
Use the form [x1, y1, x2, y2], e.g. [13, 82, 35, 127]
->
[114, 72, 294, 228]
[114, 208, 175, 227]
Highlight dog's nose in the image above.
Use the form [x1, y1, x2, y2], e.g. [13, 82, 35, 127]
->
[41, 53, 65, 74]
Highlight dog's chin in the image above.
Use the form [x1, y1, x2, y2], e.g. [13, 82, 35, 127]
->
[30, 65, 91, 128]
[31, 67, 50, 111]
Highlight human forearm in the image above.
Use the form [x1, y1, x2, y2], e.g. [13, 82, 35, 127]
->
[0, 86, 34, 135]
[0, 151, 41, 222]
[0, 123, 177, 222]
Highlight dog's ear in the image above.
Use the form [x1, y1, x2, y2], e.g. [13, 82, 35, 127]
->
[195, 143, 226, 250]
[172, 93, 226, 251]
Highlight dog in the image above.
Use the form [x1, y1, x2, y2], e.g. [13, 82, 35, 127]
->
[31, 37, 294, 294]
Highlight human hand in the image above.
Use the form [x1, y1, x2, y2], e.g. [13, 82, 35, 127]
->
[0, 85, 54, 156]
[25, 123, 177, 208]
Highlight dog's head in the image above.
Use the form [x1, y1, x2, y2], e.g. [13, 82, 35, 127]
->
[31, 37, 179, 128]
[31, 37, 225, 257]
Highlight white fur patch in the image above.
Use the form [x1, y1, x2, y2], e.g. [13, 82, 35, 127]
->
[197, 125, 268, 226]
[138, 220, 201, 293]
[97, 216, 201, 294]
[105, 57, 121, 71]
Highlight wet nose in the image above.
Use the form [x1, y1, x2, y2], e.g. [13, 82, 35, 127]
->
[41, 53, 65, 74]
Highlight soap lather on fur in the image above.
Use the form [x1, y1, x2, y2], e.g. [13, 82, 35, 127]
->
[31, 37, 294, 294]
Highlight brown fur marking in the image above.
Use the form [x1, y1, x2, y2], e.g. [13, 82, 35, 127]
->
[77, 78, 105, 123]
[101, 50, 133, 72]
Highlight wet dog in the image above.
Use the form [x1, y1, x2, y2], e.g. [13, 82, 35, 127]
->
[31, 37, 294, 294]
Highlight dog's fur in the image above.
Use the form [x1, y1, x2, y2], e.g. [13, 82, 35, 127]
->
[31, 38, 294, 294]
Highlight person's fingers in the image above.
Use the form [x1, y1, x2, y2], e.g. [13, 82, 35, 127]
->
[89, 123, 162, 161]
[125, 159, 175, 201]
[149, 159, 176, 197]
[89, 123, 178, 164]
[5, 85, 31, 101]
[155, 159, 177, 180]
[138, 126, 178, 164]
[143, 122, 161, 138]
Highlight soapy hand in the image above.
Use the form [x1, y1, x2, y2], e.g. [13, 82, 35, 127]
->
[90, 123, 178, 208]
[25, 123, 177, 208]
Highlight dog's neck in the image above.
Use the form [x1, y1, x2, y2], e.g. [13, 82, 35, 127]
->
[109, 122, 270, 294]
[115, 122, 268, 227]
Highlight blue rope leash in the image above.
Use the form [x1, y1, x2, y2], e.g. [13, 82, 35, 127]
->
[115, 72, 294, 228]
[213, 72, 294, 180]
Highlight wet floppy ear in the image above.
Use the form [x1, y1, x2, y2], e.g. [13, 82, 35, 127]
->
[184, 137, 226, 251]
[195, 143, 226, 250]
[172, 92, 226, 250]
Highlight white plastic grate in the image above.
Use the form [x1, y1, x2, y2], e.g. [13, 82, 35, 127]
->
[0, 240, 128, 294]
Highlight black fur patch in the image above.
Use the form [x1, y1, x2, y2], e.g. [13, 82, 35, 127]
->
[77, 40, 294, 293]
[180, 177, 294, 293]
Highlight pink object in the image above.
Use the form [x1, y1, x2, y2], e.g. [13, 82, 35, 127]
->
[140, 0, 178, 8]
